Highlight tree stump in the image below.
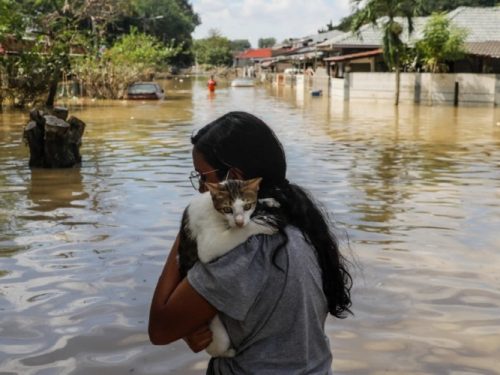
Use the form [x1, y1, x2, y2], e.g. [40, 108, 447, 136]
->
[23, 107, 86, 168]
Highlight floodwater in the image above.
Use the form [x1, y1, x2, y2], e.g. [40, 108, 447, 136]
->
[1, 77, 500, 375]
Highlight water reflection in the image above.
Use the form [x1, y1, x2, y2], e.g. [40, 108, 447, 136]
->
[27, 168, 88, 213]
[0, 78, 499, 374]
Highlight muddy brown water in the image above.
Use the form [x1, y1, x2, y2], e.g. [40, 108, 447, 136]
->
[1, 77, 500, 374]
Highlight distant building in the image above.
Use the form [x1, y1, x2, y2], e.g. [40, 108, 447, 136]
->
[234, 48, 273, 67]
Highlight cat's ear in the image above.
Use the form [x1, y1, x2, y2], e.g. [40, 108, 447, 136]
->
[244, 177, 262, 191]
[204, 182, 220, 194]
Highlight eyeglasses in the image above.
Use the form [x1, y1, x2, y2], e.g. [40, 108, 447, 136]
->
[189, 169, 219, 191]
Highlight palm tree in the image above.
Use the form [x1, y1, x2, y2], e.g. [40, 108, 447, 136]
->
[351, 0, 416, 105]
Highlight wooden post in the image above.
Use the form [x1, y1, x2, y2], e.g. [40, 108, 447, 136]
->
[454, 81, 459, 107]
[344, 72, 350, 102]
[414, 72, 421, 104]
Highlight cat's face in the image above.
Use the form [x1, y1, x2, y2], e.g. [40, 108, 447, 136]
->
[205, 178, 262, 228]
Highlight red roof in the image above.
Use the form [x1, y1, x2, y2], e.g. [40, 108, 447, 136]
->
[236, 48, 273, 59]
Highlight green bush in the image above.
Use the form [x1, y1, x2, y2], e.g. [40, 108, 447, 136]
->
[193, 31, 233, 67]
[416, 13, 467, 73]
[72, 29, 181, 99]
[0, 48, 53, 107]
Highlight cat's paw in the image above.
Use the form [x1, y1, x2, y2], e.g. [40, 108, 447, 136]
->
[221, 348, 236, 357]
[250, 221, 278, 236]
[260, 225, 278, 235]
[206, 343, 234, 358]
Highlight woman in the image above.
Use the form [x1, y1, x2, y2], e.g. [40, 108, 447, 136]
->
[148, 111, 352, 374]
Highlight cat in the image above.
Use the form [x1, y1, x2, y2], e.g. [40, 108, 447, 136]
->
[178, 177, 279, 357]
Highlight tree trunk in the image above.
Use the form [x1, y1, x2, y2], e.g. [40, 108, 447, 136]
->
[0, 70, 3, 110]
[45, 73, 60, 108]
[23, 108, 85, 168]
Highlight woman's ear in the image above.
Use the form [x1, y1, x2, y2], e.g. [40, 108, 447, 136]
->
[228, 167, 244, 180]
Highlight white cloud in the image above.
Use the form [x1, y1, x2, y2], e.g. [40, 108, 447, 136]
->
[196, 0, 228, 13]
[192, 0, 352, 47]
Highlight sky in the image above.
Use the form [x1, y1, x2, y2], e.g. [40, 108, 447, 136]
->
[191, 0, 353, 48]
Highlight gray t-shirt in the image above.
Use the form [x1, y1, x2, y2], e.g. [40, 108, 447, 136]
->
[187, 226, 333, 375]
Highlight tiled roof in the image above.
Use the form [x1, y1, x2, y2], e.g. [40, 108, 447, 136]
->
[317, 17, 428, 48]
[236, 48, 273, 59]
[316, 23, 382, 48]
[465, 41, 500, 58]
[447, 6, 500, 42]
[299, 30, 345, 45]
[317, 7, 500, 50]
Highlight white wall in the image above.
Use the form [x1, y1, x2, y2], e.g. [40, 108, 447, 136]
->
[329, 72, 499, 106]
[330, 78, 344, 99]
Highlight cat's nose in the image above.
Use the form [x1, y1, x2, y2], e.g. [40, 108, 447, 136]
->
[235, 215, 244, 227]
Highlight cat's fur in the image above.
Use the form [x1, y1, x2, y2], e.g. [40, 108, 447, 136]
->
[178, 178, 278, 357]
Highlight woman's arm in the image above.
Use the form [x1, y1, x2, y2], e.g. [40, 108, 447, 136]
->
[148, 234, 217, 345]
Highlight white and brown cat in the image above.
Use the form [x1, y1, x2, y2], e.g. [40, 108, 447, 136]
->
[178, 177, 279, 357]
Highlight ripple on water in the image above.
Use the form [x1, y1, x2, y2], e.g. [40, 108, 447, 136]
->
[1, 79, 500, 374]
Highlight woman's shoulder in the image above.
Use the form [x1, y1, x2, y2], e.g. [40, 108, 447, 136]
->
[243, 225, 305, 250]
[205, 225, 306, 269]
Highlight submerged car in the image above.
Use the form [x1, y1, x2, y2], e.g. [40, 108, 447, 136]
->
[127, 82, 165, 100]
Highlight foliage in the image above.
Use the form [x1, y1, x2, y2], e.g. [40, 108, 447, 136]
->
[258, 38, 276, 48]
[72, 29, 177, 99]
[333, 14, 358, 32]
[0, 1, 23, 36]
[0, 0, 199, 106]
[71, 56, 145, 99]
[318, 20, 335, 33]
[0, 49, 49, 107]
[415, 13, 467, 72]
[0, 0, 89, 106]
[105, 28, 181, 66]
[127, 0, 200, 66]
[399, 45, 420, 72]
[417, 0, 499, 15]
[341, 0, 498, 30]
[193, 30, 233, 67]
[351, 0, 416, 105]
[351, 0, 416, 70]
[230, 39, 252, 52]
[0, 0, 125, 106]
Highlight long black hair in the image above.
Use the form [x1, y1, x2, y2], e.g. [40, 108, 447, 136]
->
[191, 111, 352, 318]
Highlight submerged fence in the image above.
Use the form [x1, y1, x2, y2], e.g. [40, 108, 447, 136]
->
[262, 72, 500, 106]
[331, 73, 500, 106]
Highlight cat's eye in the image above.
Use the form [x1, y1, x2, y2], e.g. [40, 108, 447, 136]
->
[223, 207, 233, 214]
[243, 203, 252, 210]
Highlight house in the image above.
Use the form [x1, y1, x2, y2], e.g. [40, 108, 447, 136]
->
[261, 30, 345, 73]
[317, 17, 428, 77]
[446, 7, 500, 73]
[233, 48, 273, 77]
[234, 48, 273, 67]
[317, 7, 500, 76]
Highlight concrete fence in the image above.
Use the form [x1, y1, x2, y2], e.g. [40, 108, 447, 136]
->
[331, 72, 500, 106]
[262, 72, 500, 106]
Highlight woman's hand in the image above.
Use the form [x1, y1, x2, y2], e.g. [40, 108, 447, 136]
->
[148, 233, 217, 345]
[183, 324, 213, 353]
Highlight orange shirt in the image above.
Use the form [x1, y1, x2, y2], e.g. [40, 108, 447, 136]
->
[207, 79, 216, 92]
